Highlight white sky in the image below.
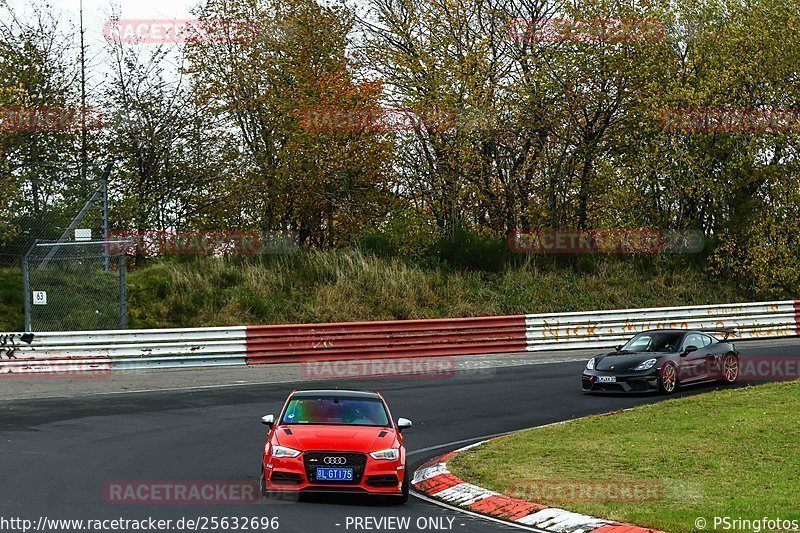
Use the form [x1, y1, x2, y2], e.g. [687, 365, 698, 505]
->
[3, 0, 197, 88]
[6, 0, 197, 45]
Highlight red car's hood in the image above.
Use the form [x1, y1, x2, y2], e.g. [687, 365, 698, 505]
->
[274, 424, 398, 452]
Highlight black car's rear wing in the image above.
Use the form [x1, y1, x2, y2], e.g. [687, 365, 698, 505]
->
[697, 327, 737, 340]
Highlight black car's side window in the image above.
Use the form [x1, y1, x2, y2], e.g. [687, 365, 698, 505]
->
[701, 334, 713, 347]
[682, 333, 703, 350]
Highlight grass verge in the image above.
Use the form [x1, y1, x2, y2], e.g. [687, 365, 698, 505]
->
[448, 382, 800, 533]
[0, 249, 755, 330]
[125, 250, 750, 328]
[0, 268, 23, 331]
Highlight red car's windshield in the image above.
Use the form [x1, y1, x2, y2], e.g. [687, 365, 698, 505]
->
[281, 397, 390, 427]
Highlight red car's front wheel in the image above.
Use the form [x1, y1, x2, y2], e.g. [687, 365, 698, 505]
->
[259, 466, 268, 496]
[388, 472, 409, 504]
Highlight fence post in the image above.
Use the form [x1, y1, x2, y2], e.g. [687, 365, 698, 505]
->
[22, 249, 31, 332]
[119, 250, 127, 328]
[102, 177, 109, 272]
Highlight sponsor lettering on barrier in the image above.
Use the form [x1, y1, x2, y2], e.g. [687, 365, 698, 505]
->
[531, 320, 794, 341]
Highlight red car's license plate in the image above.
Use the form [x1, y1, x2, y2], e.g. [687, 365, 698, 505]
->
[316, 467, 354, 481]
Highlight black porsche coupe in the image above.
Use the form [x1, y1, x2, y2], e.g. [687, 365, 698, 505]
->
[581, 329, 740, 394]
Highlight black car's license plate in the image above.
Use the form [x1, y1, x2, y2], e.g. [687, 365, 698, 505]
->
[597, 376, 617, 383]
[316, 467, 354, 481]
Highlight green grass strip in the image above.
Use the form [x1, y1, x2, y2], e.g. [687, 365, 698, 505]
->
[449, 382, 800, 533]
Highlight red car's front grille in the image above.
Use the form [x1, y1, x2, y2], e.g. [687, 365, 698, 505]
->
[303, 452, 367, 484]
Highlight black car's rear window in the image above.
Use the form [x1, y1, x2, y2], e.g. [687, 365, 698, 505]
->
[281, 396, 390, 426]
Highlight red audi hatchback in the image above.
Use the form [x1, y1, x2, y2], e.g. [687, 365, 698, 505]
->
[259, 389, 413, 503]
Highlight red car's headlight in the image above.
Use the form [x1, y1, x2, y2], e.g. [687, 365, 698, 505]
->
[271, 445, 301, 458]
[370, 448, 400, 460]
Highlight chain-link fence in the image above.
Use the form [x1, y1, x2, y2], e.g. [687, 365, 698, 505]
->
[0, 173, 110, 268]
[1, 161, 114, 331]
[22, 240, 129, 332]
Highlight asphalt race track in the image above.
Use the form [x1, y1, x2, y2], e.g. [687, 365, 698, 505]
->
[1, 341, 797, 533]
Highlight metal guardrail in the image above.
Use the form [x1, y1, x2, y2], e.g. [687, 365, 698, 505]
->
[523, 301, 799, 351]
[0, 327, 248, 373]
[1, 301, 797, 374]
[246, 316, 527, 364]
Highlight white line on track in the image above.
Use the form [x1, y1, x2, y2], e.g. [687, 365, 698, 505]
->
[408, 432, 514, 457]
[409, 419, 577, 458]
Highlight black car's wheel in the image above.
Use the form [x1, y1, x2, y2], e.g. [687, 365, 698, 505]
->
[721, 353, 739, 384]
[388, 471, 409, 504]
[658, 362, 678, 394]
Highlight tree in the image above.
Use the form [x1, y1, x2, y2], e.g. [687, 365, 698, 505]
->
[185, 0, 394, 247]
[102, 36, 236, 243]
[0, 1, 92, 264]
